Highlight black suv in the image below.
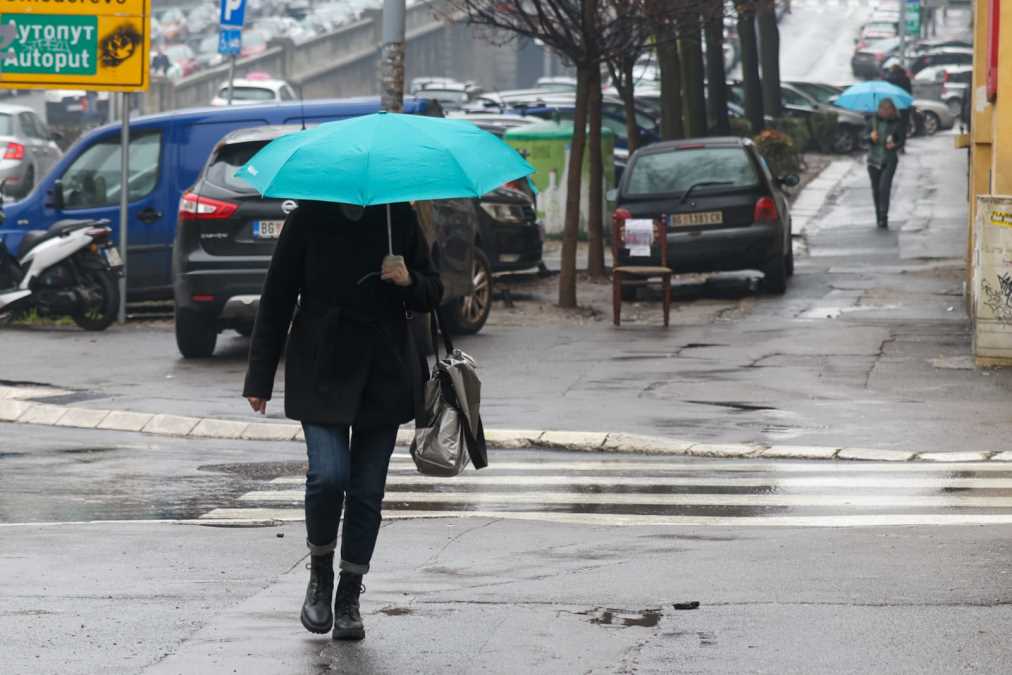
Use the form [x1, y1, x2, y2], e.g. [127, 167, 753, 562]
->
[172, 125, 489, 358]
[613, 137, 797, 295]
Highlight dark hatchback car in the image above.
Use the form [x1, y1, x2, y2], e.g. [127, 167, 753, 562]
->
[172, 125, 487, 358]
[612, 137, 797, 295]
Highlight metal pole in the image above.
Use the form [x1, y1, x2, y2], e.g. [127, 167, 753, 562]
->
[226, 54, 237, 105]
[899, 0, 908, 68]
[380, 0, 406, 112]
[118, 92, 130, 324]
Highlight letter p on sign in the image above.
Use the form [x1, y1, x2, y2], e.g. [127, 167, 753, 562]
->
[220, 0, 247, 28]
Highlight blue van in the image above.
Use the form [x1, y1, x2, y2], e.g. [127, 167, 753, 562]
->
[0, 97, 437, 301]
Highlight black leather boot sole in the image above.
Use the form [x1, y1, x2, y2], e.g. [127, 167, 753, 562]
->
[332, 623, 365, 641]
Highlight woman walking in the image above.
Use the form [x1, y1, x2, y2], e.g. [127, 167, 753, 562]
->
[867, 98, 905, 230]
[243, 201, 443, 640]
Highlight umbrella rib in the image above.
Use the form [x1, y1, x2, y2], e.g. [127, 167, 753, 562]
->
[407, 118, 488, 198]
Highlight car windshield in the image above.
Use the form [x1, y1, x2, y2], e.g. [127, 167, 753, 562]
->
[221, 86, 276, 101]
[205, 140, 269, 194]
[625, 147, 760, 196]
[0, 114, 13, 136]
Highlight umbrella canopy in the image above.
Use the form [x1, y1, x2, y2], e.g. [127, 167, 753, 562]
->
[834, 80, 914, 112]
[234, 112, 535, 205]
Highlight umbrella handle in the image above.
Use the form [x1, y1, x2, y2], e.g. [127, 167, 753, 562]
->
[386, 203, 393, 256]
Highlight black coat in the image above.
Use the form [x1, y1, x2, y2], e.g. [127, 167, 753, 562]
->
[242, 201, 444, 428]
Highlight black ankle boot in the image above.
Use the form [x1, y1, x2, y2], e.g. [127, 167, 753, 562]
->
[332, 572, 365, 641]
[301, 553, 334, 634]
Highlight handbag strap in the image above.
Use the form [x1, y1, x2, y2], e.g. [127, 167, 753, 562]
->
[429, 306, 455, 361]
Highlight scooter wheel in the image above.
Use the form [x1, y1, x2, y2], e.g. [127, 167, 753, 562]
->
[71, 269, 119, 331]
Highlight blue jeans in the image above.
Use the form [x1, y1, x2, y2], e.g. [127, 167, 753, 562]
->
[302, 423, 398, 575]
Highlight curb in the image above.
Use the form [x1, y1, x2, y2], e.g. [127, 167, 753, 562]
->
[0, 388, 1008, 463]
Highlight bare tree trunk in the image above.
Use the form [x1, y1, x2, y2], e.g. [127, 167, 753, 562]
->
[657, 36, 684, 140]
[679, 12, 707, 138]
[737, 4, 764, 134]
[587, 65, 605, 279]
[705, 4, 731, 135]
[559, 65, 592, 308]
[618, 59, 641, 153]
[757, 0, 782, 118]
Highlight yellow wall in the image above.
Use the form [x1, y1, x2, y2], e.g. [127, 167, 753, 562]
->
[991, 1, 1012, 195]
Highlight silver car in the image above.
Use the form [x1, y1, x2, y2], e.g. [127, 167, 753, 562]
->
[0, 104, 62, 199]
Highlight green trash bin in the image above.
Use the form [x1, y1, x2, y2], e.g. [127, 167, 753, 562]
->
[505, 120, 614, 236]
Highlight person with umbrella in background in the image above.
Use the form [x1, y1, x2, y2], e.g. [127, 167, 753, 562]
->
[866, 98, 905, 230]
[885, 64, 913, 139]
[239, 112, 533, 641]
[834, 82, 913, 231]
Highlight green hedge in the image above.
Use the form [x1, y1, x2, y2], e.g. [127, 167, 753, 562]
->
[752, 128, 802, 178]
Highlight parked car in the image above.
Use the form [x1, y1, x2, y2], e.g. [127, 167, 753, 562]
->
[0, 97, 444, 302]
[851, 37, 901, 79]
[912, 98, 958, 136]
[164, 44, 198, 78]
[854, 20, 899, 49]
[612, 136, 797, 295]
[882, 47, 973, 77]
[173, 124, 488, 356]
[0, 104, 63, 198]
[416, 82, 473, 112]
[44, 90, 111, 127]
[499, 93, 661, 150]
[535, 76, 579, 92]
[912, 64, 972, 114]
[210, 78, 298, 106]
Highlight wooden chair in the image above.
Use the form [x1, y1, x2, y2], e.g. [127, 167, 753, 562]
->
[611, 213, 672, 327]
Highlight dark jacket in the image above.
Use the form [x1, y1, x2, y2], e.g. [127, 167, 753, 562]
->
[867, 114, 905, 169]
[242, 201, 444, 428]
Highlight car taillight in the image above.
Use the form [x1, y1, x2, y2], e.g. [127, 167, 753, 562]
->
[3, 142, 25, 160]
[613, 207, 631, 243]
[754, 197, 778, 225]
[179, 192, 238, 220]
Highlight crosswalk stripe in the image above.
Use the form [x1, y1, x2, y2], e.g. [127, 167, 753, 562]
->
[271, 461, 1012, 480]
[334, 475, 1012, 489]
[197, 508, 1012, 529]
[238, 490, 1012, 509]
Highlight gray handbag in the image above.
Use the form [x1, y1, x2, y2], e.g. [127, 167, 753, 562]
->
[410, 312, 488, 477]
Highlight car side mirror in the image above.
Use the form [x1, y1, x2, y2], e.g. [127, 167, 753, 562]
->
[51, 180, 65, 210]
[606, 188, 618, 201]
[779, 174, 800, 188]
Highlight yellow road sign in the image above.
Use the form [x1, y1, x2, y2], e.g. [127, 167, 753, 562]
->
[0, 0, 150, 92]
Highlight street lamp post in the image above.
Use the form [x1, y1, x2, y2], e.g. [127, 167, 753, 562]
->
[380, 0, 406, 112]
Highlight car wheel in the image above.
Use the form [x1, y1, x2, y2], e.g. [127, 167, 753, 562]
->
[70, 267, 119, 331]
[922, 111, 940, 136]
[762, 250, 789, 295]
[786, 243, 795, 278]
[831, 128, 857, 154]
[175, 308, 218, 358]
[445, 248, 492, 335]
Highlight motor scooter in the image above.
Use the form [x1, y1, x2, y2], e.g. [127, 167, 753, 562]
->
[0, 200, 123, 331]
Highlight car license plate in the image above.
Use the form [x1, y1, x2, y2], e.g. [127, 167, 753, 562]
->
[66, 104, 83, 112]
[671, 211, 723, 226]
[253, 220, 285, 239]
[101, 246, 122, 268]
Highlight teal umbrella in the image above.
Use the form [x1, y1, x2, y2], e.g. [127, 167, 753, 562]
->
[834, 80, 914, 113]
[235, 112, 535, 253]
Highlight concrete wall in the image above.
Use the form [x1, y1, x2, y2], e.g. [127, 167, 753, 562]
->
[142, 1, 531, 113]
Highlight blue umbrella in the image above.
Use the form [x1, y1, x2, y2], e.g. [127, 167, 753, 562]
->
[235, 112, 535, 253]
[834, 80, 914, 112]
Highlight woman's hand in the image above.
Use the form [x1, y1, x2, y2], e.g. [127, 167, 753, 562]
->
[870, 129, 879, 144]
[381, 255, 412, 287]
[247, 397, 267, 415]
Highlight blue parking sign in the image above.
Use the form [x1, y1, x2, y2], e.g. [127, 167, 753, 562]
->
[220, 0, 247, 28]
[219, 29, 242, 56]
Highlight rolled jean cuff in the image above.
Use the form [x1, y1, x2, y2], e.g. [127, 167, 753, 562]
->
[306, 538, 337, 556]
[340, 559, 370, 575]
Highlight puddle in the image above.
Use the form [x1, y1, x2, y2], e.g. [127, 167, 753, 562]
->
[0, 452, 25, 459]
[582, 607, 662, 628]
[200, 461, 308, 480]
[686, 401, 778, 413]
[56, 447, 117, 455]
[379, 607, 414, 616]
